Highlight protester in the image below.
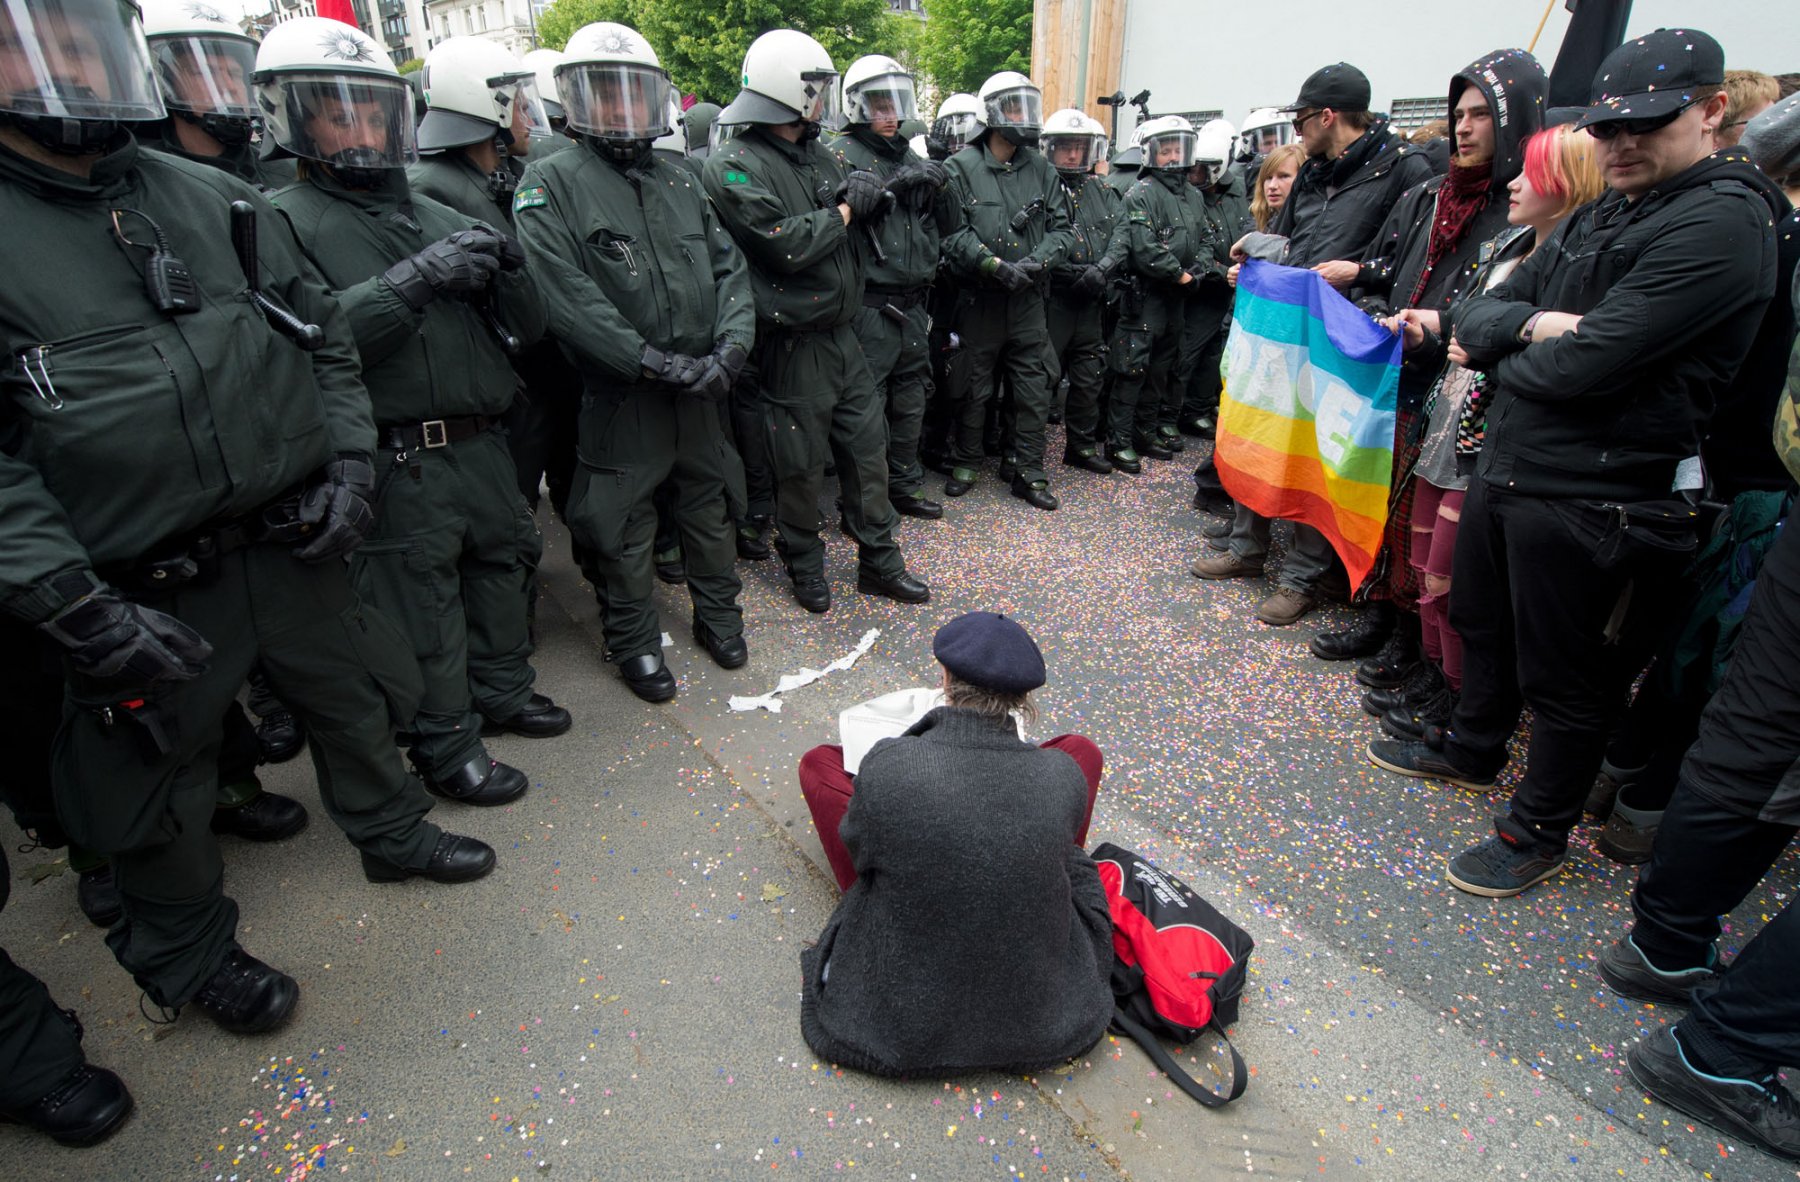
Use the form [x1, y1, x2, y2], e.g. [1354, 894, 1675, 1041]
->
[1367, 28, 1782, 898]
[797, 612, 1113, 1076]
[1248, 142, 1304, 233]
[1719, 69, 1779, 147]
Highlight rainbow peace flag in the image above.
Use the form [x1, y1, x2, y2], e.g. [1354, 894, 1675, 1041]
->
[1216, 260, 1401, 589]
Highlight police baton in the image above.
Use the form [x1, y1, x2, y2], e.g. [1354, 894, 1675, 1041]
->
[229, 201, 323, 351]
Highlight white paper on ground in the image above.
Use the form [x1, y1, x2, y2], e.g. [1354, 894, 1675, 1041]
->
[728, 628, 881, 714]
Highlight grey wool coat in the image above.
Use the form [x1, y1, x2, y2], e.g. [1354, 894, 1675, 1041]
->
[799, 707, 1114, 1076]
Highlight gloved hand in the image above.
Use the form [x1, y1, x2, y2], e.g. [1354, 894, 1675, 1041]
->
[465, 225, 527, 272]
[382, 230, 503, 310]
[1015, 257, 1047, 291]
[293, 454, 377, 562]
[640, 344, 708, 389]
[836, 170, 893, 223]
[37, 585, 213, 682]
[1071, 257, 1115, 300]
[985, 257, 1032, 293]
[682, 340, 750, 402]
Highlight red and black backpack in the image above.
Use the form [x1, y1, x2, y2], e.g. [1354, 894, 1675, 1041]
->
[1092, 843, 1254, 1107]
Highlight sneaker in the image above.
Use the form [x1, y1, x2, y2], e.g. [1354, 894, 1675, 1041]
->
[1445, 833, 1565, 897]
[1628, 1026, 1800, 1162]
[1367, 737, 1497, 792]
[1190, 551, 1264, 580]
[1256, 587, 1319, 627]
[1598, 935, 1720, 1006]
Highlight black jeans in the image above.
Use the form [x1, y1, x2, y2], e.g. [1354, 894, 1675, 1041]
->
[1446, 483, 1687, 851]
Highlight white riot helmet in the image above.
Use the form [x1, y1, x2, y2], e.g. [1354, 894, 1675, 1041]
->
[557, 23, 673, 158]
[977, 70, 1042, 144]
[522, 49, 566, 121]
[0, 0, 165, 154]
[418, 37, 546, 153]
[253, 17, 417, 180]
[1137, 114, 1197, 170]
[1081, 114, 1110, 166]
[1193, 117, 1237, 184]
[1040, 107, 1101, 177]
[140, 0, 259, 146]
[841, 54, 915, 131]
[930, 92, 981, 154]
[650, 90, 686, 156]
[718, 30, 838, 132]
[1238, 106, 1294, 162]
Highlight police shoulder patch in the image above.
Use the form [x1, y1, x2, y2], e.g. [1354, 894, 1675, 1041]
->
[514, 185, 548, 212]
[722, 169, 751, 186]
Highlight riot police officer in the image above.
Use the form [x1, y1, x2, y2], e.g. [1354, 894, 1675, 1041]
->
[522, 48, 575, 159]
[0, 0, 494, 1050]
[1040, 108, 1121, 474]
[1106, 115, 1208, 471]
[941, 71, 1073, 511]
[512, 22, 753, 702]
[260, 19, 567, 802]
[1177, 118, 1252, 439]
[703, 30, 930, 614]
[137, 0, 293, 189]
[829, 54, 951, 521]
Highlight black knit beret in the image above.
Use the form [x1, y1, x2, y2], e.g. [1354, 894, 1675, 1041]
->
[932, 611, 1046, 693]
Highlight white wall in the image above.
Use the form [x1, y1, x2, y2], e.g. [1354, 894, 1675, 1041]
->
[1117, 0, 1799, 131]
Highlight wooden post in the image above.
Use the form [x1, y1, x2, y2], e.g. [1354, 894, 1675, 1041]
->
[1032, 0, 1126, 125]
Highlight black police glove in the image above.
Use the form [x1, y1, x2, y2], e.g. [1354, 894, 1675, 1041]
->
[686, 339, 750, 402]
[467, 226, 527, 272]
[1015, 257, 1048, 292]
[988, 258, 1032, 293]
[293, 454, 378, 562]
[835, 170, 893, 223]
[38, 585, 212, 682]
[640, 344, 708, 390]
[1070, 257, 1116, 300]
[382, 231, 503, 311]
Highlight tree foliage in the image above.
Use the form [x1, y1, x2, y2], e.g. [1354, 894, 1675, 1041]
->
[912, 0, 1031, 99]
[536, 0, 919, 105]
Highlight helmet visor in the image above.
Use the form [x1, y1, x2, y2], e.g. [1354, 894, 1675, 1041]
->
[708, 119, 744, 154]
[0, 0, 164, 122]
[494, 71, 548, 141]
[1146, 129, 1198, 169]
[846, 72, 915, 127]
[983, 86, 1041, 132]
[149, 33, 256, 117]
[798, 67, 839, 127]
[258, 73, 418, 169]
[559, 61, 671, 140]
[1041, 132, 1096, 173]
[934, 110, 978, 149]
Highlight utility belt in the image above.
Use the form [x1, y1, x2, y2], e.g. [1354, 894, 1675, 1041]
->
[863, 286, 929, 312]
[101, 486, 308, 596]
[377, 413, 501, 453]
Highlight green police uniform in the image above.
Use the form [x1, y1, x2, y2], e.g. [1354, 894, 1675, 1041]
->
[1179, 169, 1252, 428]
[1107, 167, 1209, 453]
[941, 139, 1073, 488]
[141, 122, 297, 191]
[1047, 171, 1121, 456]
[512, 143, 754, 662]
[827, 126, 950, 505]
[0, 138, 438, 1007]
[272, 171, 548, 783]
[702, 128, 907, 585]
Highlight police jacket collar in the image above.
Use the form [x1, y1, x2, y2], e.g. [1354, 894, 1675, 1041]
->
[849, 124, 909, 161]
[747, 125, 818, 165]
[306, 161, 416, 214]
[0, 130, 138, 200]
[978, 141, 1039, 172]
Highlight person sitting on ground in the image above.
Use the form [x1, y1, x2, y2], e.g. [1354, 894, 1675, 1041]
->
[797, 611, 1113, 1077]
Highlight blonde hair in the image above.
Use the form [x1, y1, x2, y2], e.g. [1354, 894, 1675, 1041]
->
[1522, 125, 1605, 221]
[1249, 142, 1307, 231]
[1724, 70, 1780, 128]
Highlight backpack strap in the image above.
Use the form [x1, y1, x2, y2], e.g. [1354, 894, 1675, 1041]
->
[1109, 1007, 1248, 1109]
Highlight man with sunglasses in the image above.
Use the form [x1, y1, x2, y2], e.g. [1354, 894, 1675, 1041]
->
[1367, 28, 1784, 899]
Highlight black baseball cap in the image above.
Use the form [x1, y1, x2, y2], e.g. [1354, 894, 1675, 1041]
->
[1282, 63, 1372, 113]
[1574, 28, 1725, 131]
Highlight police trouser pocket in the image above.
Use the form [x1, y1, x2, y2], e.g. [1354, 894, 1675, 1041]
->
[333, 601, 424, 728]
[53, 678, 182, 852]
[351, 538, 445, 660]
[568, 461, 633, 562]
[1110, 324, 1152, 377]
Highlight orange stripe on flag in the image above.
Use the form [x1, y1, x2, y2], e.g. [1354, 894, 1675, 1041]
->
[1215, 430, 1386, 588]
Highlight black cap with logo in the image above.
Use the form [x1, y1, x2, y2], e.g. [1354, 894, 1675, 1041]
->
[1282, 63, 1372, 113]
[1574, 28, 1725, 130]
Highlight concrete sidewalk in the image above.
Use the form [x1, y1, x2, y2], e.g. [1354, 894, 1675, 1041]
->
[3, 442, 1795, 1180]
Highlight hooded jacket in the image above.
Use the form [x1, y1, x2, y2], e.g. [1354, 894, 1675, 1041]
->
[1271, 118, 1435, 267]
[1453, 148, 1782, 500]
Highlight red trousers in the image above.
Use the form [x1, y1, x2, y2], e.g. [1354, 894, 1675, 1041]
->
[798, 735, 1104, 891]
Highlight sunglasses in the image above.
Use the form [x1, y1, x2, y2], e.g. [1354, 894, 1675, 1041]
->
[1291, 109, 1323, 134]
[1587, 99, 1699, 142]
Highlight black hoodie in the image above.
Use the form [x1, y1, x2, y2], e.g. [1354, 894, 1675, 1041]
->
[1454, 147, 1782, 500]
[1354, 49, 1547, 408]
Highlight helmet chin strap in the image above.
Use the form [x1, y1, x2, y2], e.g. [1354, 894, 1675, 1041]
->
[324, 146, 390, 191]
[589, 135, 652, 168]
[797, 121, 823, 144]
[179, 109, 257, 148]
[2, 111, 119, 155]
